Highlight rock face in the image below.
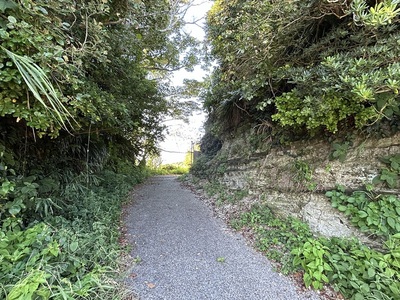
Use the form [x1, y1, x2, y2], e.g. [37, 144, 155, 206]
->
[207, 129, 400, 238]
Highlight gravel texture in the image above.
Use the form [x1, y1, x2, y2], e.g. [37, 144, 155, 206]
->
[124, 176, 322, 300]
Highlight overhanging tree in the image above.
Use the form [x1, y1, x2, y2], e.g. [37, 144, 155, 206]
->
[205, 0, 400, 135]
[0, 0, 204, 175]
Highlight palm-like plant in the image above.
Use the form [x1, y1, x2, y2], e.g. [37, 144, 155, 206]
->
[2, 47, 74, 130]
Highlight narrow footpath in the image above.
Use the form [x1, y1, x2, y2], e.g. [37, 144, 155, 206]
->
[124, 176, 321, 300]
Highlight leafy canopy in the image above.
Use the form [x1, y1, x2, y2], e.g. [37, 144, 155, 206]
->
[205, 0, 400, 134]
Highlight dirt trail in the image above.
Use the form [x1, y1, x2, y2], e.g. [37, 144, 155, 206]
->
[124, 176, 321, 300]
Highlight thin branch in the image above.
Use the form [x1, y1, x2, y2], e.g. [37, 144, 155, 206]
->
[145, 65, 186, 72]
[103, 18, 126, 26]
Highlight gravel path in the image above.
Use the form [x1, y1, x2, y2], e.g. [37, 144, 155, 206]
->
[124, 176, 322, 300]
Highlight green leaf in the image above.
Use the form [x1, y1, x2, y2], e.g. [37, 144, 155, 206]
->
[303, 273, 312, 287]
[312, 280, 322, 290]
[7, 15, 16, 23]
[358, 210, 368, 218]
[387, 217, 396, 229]
[0, 1, 17, 13]
[384, 108, 393, 117]
[350, 281, 360, 289]
[69, 241, 78, 252]
[321, 274, 329, 283]
[396, 207, 400, 215]
[49, 244, 59, 257]
[389, 283, 400, 295]
[37, 6, 48, 15]
[372, 176, 382, 185]
[323, 263, 332, 271]
[307, 261, 316, 269]
[8, 206, 21, 215]
[293, 256, 301, 266]
[354, 293, 364, 300]
[360, 283, 370, 294]
[367, 267, 375, 278]
[313, 271, 322, 281]
[376, 97, 387, 110]
[384, 267, 395, 277]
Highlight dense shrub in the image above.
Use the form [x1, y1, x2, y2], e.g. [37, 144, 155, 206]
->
[205, 0, 400, 135]
[0, 167, 146, 299]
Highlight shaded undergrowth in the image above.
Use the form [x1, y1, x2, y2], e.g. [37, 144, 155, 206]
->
[1, 168, 148, 299]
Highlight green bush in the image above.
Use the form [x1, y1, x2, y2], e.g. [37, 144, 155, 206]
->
[293, 234, 400, 300]
[0, 166, 146, 299]
[230, 200, 400, 300]
[205, 0, 400, 137]
[150, 163, 190, 175]
[373, 154, 400, 188]
[190, 155, 213, 179]
[326, 189, 400, 238]
[231, 204, 313, 274]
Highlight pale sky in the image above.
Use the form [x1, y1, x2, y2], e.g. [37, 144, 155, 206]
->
[159, 0, 213, 164]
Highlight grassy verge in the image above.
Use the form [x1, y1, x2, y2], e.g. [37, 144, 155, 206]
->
[232, 201, 400, 300]
[189, 178, 400, 300]
[149, 163, 190, 175]
[0, 169, 148, 299]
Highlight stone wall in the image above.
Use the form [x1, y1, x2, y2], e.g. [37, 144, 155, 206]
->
[210, 130, 400, 239]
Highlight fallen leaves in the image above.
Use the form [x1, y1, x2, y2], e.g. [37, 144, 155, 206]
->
[146, 282, 156, 289]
